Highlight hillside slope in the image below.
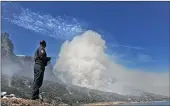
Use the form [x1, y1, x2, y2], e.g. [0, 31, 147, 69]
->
[1, 32, 169, 105]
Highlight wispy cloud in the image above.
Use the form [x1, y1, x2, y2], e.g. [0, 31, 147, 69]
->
[2, 2, 156, 67]
[110, 53, 135, 65]
[2, 3, 87, 40]
[109, 44, 146, 64]
[112, 44, 144, 50]
[110, 44, 156, 64]
[137, 53, 156, 63]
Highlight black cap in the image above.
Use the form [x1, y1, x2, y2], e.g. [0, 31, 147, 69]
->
[40, 40, 46, 45]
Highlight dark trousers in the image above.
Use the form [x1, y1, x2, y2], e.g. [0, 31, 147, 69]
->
[32, 64, 45, 100]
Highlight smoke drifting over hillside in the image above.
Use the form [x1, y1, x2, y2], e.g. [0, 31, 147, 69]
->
[54, 30, 169, 96]
[2, 59, 22, 87]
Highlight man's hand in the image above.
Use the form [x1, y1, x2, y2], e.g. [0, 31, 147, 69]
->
[46, 57, 51, 62]
[44, 57, 51, 66]
[47, 61, 51, 65]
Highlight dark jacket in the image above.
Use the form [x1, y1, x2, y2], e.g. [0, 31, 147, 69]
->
[34, 46, 50, 67]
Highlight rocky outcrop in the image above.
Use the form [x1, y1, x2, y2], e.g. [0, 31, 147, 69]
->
[1, 32, 58, 82]
[1, 32, 15, 57]
[1, 92, 16, 99]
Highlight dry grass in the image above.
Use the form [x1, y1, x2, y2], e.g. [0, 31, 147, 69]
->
[0, 98, 127, 106]
[0, 98, 57, 106]
[0, 98, 129, 106]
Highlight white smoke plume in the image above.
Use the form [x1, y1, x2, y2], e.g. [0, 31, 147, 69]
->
[54, 30, 169, 96]
[2, 59, 23, 87]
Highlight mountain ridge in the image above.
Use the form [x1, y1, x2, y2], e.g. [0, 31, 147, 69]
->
[1, 32, 169, 104]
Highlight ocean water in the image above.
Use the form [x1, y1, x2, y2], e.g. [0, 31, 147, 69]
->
[120, 101, 170, 106]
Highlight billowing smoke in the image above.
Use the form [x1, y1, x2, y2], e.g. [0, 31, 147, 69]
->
[54, 30, 169, 96]
[2, 56, 57, 85]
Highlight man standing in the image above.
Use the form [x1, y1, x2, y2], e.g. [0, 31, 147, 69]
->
[32, 40, 51, 100]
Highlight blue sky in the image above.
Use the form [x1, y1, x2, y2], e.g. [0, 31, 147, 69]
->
[2, 2, 169, 72]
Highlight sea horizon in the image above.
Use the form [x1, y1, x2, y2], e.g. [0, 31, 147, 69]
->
[120, 101, 170, 106]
